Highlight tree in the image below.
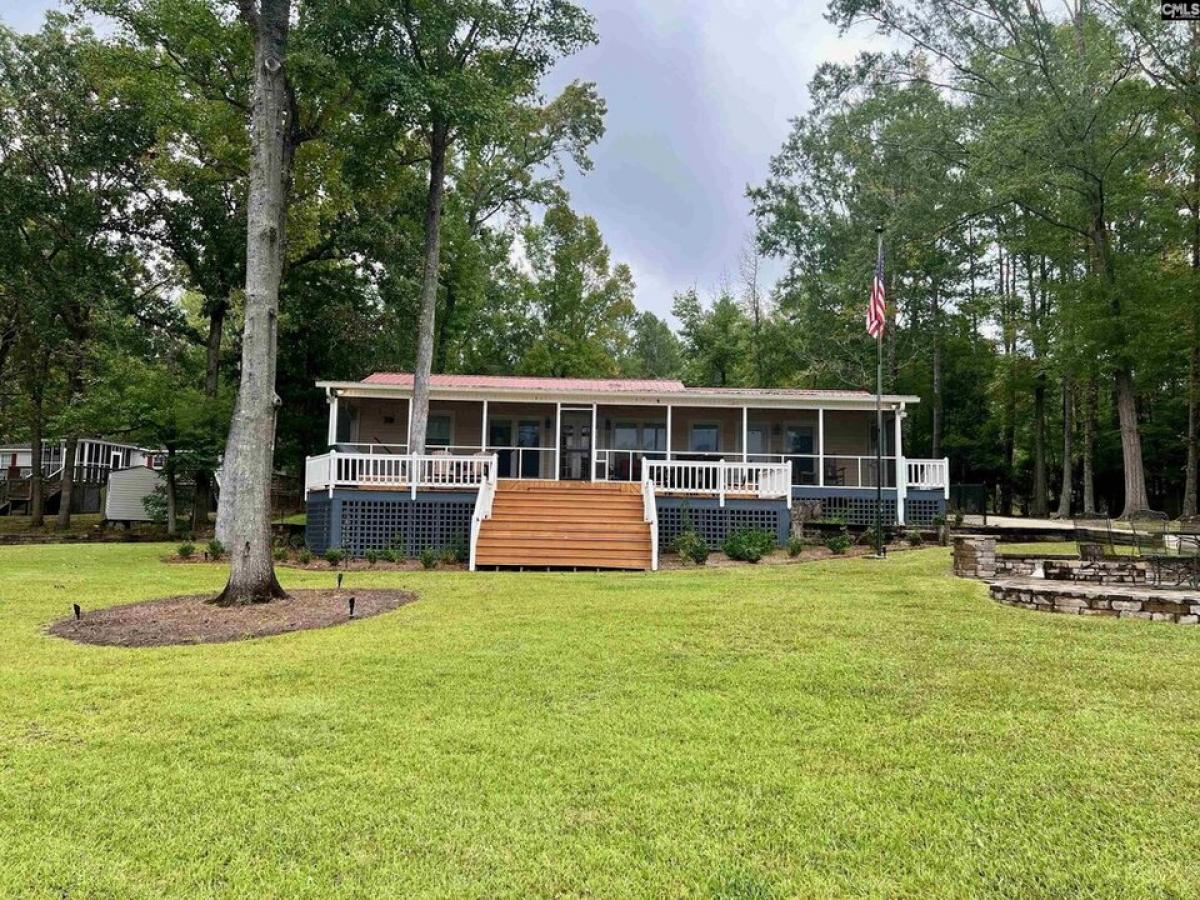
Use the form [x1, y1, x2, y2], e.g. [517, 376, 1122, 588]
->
[0, 15, 153, 527]
[352, 0, 599, 453]
[623, 311, 683, 380]
[213, 0, 294, 604]
[673, 289, 749, 387]
[519, 205, 636, 377]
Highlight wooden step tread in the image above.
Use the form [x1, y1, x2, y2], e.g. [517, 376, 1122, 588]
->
[475, 555, 650, 570]
[477, 538, 650, 552]
[480, 527, 649, 540]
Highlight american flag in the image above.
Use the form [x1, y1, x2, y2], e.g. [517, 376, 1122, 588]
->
[867, 243, 886, 339]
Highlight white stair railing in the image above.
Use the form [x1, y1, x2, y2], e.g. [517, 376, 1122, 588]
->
[468, 455, 500, 571]
[641, 459, 658, 571]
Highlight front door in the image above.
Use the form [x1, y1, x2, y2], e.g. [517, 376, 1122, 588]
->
[517, 420, 541, 478]
[558, 410, 592, 480]
[490, 421, 514, 478]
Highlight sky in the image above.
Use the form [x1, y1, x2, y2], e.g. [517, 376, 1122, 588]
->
[5, 0, 882, 320]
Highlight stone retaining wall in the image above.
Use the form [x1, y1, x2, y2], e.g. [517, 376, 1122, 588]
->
[952, 535, 996, 579]
[989, 580, 1200, 624]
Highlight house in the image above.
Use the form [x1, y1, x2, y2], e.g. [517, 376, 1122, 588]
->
[304, 373, 949, 570]
[0, 438, 163, 515]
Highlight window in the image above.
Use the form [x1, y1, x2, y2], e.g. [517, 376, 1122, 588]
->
[747, 425, 769, 456]
[614, 423, 639, 451]
[427, 414, 452, 447]
[690, 424, 719, 453]
[642, 423, 666, 452]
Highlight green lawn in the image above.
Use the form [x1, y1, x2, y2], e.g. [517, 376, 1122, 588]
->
[3, 545, 1200, 896]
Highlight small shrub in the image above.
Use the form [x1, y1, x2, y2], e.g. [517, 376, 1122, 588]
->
[905, 529, 924, 547]
[323, 547, 346, 567]
[364, 548, 382, 566]
[206, 539, 225, 560]
[931, 514, 946, 529]
[297, 547, 313, 565]
[672, 528, 709, 566]
[824, 527, 851, 555]
[272, 546, 290, 562]
[953, 509, 964, 528]
[419, 547, 439, 570]
[723, 528, 776, 563]
[142, 485, 168, 525]
[787, 534, 805, 558]
[382, 546, 402, 564]
[288, 533, 306, 549]
[444, 537, 468, 564]
[177, 541, 195, 559]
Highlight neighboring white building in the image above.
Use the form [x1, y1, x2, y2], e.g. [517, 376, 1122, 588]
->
[104, 466, 165, 523]
[0, 438, 164, 515]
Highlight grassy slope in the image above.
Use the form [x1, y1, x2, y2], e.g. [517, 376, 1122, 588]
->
[1, 545, 1199, 897]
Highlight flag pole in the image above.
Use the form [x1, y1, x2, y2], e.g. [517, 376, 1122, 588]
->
[875, 224, 884, 559]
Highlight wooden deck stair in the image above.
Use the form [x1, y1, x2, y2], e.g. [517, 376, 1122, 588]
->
[474, 480, 652, 570]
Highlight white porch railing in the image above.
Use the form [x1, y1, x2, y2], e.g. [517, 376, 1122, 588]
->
[642, 459, 792, 508]
[305, 451, 497, 498]
[468, 456, 500, 571]
[906, 457, 950, 497]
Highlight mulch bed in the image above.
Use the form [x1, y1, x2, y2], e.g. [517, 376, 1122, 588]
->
[47, 588, 416, 648]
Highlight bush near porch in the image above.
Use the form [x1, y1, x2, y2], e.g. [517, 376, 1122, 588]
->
[3, 544, 1200, 895]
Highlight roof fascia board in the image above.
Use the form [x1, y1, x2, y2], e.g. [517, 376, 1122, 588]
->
[319, 381, 919, 409]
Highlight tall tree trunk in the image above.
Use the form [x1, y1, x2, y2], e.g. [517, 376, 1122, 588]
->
[214, 0, 292, 605]
[1114, 368, 1149, 517]
[1055, 374, 1074, 518]
[1082, 376, 1097, 516]
[1186, 334, 1199, 519]
[1089, 209, 1149, 518]
[930, 279, 942, 459]
[29, 391, 44, 527]
[56, 436, 77, 529]
[1031, 376, 1047, 517]
[409, 122, 450, 456]
[193, 298, 228, 532]
[1029, 254, 1048, 517]
[166, 446, 178, 538]
[998, 244, 1015, 516]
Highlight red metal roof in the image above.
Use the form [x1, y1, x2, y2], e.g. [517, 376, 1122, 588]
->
[357, 372, 893, 398]
[362, 372, 688, 392]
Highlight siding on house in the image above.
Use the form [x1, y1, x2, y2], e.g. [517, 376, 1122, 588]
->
[104, 466, 163, 521]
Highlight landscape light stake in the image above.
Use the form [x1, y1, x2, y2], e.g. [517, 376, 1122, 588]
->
[348, 596, 355, 618]
[337, 573, 343, 589]
[73, 603, 81, 621]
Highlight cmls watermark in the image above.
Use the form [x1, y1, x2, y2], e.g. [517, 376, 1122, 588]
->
[1162, 2, 1200, 20]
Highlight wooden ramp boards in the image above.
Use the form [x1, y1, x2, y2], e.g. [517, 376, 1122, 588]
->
[474, 480, 652, 571]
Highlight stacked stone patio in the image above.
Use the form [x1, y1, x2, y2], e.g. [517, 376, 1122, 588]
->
[953, 535, 1200, 626]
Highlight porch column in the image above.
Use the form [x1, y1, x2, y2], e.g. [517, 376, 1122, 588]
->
[405, 397, 413, 453]
[817, 408, 825, 487]
[590, 403, 597, 481]
[666, 405, 673, 460]
[742, 406, 748, 463]
[894, 407, 906, 526]
[327, 392, 338, 448]
[554, 402, 561, 481]
[481, 400, 488, 451]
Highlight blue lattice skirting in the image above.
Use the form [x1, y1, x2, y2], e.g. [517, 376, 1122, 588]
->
[305, 490, 475, 557]
[655, 497, 791, 551]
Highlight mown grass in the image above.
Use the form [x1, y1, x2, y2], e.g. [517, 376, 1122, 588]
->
[2, 544, 1200, 897]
